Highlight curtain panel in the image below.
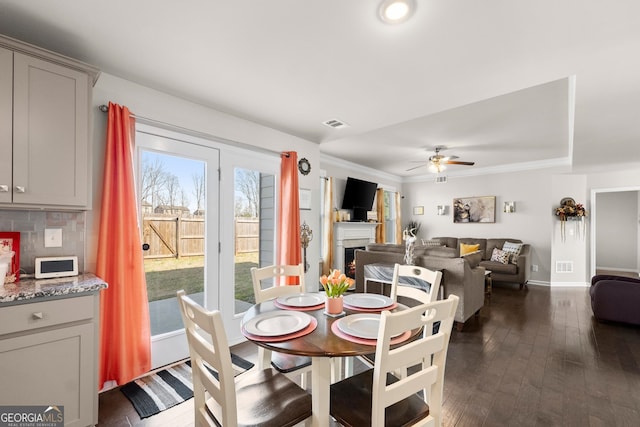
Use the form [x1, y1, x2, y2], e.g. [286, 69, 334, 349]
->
[278, 151, 301, 284]
[375, 188, 385, 243]
[97, 102, 151, 387]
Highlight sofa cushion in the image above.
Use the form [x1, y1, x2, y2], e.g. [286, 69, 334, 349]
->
[365, 243, 404, 253]
[480, 260, 518, 275]
[458, 238, 488, 259]
[502, 241, 523, 264]
[490, 248, 510, 264]
[460, 243, 480, 256]
[432, 237, 458, 249]
[421, 239, 442, 247]
[486, 238, 522, 260]
[461, 250, 483, 268]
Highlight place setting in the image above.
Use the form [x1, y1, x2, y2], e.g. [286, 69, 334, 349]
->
[241, 310, 317, 342]
[331, 312, 411, 346]
[273, 292, 325, 311]
[343, 293, 398, 312]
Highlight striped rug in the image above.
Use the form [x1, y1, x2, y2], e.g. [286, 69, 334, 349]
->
[121, 354, 254, 419]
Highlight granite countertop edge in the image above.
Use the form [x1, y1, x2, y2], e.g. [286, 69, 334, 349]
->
[0, 273, 108, 306]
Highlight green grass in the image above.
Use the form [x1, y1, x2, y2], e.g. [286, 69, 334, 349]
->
[144, 253, 258, 303]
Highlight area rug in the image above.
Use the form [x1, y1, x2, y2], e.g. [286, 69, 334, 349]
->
[120, 354, 254, 419]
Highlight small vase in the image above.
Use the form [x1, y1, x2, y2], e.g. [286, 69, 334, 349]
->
[326, 296, 344, 315]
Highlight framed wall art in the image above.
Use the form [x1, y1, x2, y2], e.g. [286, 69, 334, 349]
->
[413, 206, 424, 215]
[453, 196, 496, 223]
[0, 231, 21, 282]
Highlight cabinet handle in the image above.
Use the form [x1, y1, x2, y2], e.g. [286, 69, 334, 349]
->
[32, 312, 44, 320]
[15, 186, 26, 193]
[0, 185, 8, 192]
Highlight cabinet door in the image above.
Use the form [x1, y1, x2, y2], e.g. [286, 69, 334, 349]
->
[12, 53, 89, 207]
[0, 47, 11, 204]
[0, 323, 94, 427]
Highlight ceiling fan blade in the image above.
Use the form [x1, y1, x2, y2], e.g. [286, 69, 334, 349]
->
[445, 160, 475, 166]
[406, 164, 426, 172]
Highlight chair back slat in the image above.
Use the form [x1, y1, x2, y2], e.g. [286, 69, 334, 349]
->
[177, 290, 238, 426]
[371, 295, 459, 426]
[251, 263, 306, 302]
[391, 263, 442, 305]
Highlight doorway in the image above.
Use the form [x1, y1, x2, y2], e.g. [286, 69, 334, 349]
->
[590, 187, 640, 279]
[136, 126, 220, 369]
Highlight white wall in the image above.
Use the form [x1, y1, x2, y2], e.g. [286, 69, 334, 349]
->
[87, 73, 321, 281]
[394, 167, 640, 285]
[595, 191, 638, 271]
[401, 169, 555, 283]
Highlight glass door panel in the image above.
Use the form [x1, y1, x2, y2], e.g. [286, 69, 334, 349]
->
[137, 128, 219, 369]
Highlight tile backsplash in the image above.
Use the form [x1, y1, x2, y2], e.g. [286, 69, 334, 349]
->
[0, 210, 86, 276]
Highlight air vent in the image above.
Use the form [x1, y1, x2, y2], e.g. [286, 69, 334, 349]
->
[322, 119, 349, 129]
[435, 175, 448, 184]
[555, 261, 573, 273]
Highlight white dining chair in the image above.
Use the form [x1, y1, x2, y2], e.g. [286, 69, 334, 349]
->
[390, 263, 443, 306]
[177, 290, 312, 427]
[250, 264, 312, 386]
[358, 263, 444, 370]
[330, 294, 459, 427]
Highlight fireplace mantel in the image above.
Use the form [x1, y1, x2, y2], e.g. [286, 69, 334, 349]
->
[332, 222, 378, 272]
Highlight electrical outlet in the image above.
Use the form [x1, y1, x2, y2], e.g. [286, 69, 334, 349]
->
[44, 228, 63, 248]
[531, 264, 539, 272]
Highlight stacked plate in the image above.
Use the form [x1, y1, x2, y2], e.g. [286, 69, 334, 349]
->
[274, 292, 325, 310]
[334, 313, 403, 340]
[343, 293, 395, 312]
[243, 311, 312, 337]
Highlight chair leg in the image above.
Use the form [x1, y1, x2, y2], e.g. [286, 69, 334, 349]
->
[257, 347, 271, 371]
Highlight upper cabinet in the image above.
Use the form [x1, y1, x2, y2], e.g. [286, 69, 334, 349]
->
[0, 35, 100, 209]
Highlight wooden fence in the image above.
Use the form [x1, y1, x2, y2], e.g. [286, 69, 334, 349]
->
[142, 216, 258, 258]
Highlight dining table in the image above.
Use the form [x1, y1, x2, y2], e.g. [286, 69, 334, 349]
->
[241, 292, 419, 427]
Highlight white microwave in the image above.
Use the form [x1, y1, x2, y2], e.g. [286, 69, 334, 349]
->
[35, 256, 78, 279]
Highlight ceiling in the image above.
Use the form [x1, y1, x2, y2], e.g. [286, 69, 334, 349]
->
[1, 0, 639, 178]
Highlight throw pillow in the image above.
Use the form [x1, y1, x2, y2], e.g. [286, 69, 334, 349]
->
[460, 243, 480, 256]
[502, 241, 523, 264]
[491, 248, 510, 264]
[421, 239, 441, 247]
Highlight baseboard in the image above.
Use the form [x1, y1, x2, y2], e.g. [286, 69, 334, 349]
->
[549, 281, 589, 287]
[525, 280, 550, 287]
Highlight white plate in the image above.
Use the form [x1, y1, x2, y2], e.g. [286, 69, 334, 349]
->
[337, 314, 382, 339]
[276, 293, 325, 307]
[343, 293, 394, 309]
[244, 311, 311, 337]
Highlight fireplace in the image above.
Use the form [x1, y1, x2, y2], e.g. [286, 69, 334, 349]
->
[344, 246, 365, 279]
[332, 222, 378, 277]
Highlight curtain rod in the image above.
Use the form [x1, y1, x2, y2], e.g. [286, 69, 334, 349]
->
[98, 104, 283, 157]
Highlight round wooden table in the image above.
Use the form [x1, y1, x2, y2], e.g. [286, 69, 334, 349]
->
[241, 299, 418, 427]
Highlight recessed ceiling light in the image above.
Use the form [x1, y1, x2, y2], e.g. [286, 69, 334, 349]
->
[379, 0, 416, 24]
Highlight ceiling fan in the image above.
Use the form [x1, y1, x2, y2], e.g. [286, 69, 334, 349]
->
[407, 146, 475, 173]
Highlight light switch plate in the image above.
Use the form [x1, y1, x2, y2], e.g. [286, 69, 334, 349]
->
[44, 228, 63, 248]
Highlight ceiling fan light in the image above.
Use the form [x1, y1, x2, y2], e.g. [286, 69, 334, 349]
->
[379, 0, 415, 24]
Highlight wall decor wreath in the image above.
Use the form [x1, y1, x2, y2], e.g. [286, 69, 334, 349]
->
[555, 197, 587, 241]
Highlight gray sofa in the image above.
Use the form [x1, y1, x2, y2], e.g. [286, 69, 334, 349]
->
[433, 237, 531, 289]
[354, 243, 485, 330]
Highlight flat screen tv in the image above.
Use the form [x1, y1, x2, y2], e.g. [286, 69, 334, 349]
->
[341, 177, 378, 221]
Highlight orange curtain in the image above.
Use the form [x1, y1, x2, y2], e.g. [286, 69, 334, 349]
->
[96, 102, 151, 387]
[375, 188, 385, 243]
[278, 151, 301, 284]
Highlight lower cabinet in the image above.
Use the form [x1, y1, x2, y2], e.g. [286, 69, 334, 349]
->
[0, 294, 99, 427]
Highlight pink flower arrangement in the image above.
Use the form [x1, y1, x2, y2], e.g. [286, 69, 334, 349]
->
[319, 269, 354, 298]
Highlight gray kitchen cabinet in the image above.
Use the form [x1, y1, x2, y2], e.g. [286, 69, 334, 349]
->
[0, 35, 99, 209]
[0, 294, 100, 427]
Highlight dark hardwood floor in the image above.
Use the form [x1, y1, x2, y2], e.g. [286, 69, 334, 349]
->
[98, 283, 640, 426]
